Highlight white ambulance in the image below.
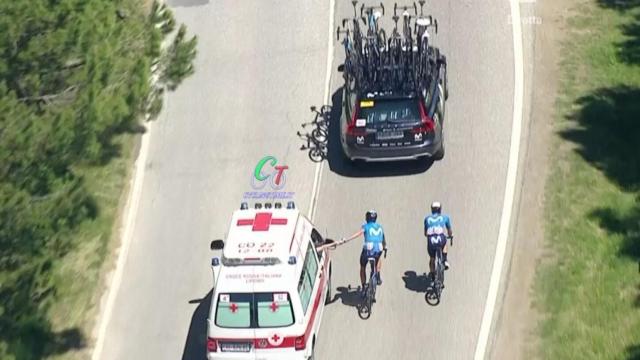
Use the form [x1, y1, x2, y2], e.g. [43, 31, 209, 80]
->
[207, 201, 333, 360]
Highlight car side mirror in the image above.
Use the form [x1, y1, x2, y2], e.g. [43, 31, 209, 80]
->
[210, 239, 224, 250]
[337, 64, 345, 72]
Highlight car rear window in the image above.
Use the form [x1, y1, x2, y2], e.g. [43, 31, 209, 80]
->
[215, 292, 294, 329]
[358, 99, 420, 124]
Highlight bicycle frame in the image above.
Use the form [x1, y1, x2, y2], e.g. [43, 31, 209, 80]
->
[303, 106, 330, 129]
[434, 248, 445, 288]
[427, 236, 451, 304]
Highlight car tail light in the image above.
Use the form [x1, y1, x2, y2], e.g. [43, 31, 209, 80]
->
[294, 335, 306, 350]
[346, 102, 366, 137]
[207, 337, 217, 352]
[412, 100, 435, 133]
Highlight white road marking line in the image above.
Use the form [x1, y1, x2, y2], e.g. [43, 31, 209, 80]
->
[473, 0, 524, 359]
[308, 0, 335, 222]
[91, 122, 154, 360]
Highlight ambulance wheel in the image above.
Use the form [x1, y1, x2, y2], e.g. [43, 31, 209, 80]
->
[308, 337, 316, 360]
[325, 267, 332, 304]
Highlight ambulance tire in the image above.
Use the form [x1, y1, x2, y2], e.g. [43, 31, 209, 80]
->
[325, 267, 332, 305]
[308, 337, 316, 360]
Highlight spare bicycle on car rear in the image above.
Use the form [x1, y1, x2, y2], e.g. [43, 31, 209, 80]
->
[336, 0, 448, 163]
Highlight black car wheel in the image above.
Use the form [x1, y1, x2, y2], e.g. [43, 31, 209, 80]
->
[433, 140, 445, 161]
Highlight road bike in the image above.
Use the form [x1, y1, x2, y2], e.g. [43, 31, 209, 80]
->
[357, 248, 387, 319]
[337, 25, 357, 90]
[301, 105, 331, 143]
[395, 3, 417, 86]
[388, 14, 404, 90]
[426, 236, 452, 305]
[340, 1, 366, 87]
[297, 130, 327, 163]
[414, 0, 438, 85]
[361, 3, 386, 87]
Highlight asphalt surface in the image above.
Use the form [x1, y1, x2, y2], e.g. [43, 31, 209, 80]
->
[99, 0, 516, 359]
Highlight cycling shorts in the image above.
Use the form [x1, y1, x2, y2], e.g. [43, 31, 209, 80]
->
[359, 248, 382, 267]
[427, 234, 447, 258]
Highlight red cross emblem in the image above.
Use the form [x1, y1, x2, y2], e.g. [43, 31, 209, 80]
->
[269, 302, 279, 312]
[267, 332, 284, 346]
[229, 303, 238, 313]
[237, 212, 288, 231]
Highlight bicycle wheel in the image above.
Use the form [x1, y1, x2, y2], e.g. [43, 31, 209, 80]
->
[311, 127, 328, 143]
[319, 121, 330, 135]
[308, 144, 326, 163]
[425, 277, 441, 306]
[426, 252, 443, 306]
[357, 285, 373, 320]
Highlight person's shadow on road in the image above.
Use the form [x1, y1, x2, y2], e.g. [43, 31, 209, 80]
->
[182, 290, 212, 360]
[402, 270, 430, 293]
[329, 286, 363, 308]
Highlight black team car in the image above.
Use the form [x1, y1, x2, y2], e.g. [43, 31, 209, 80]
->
[337, 1, 448, 162]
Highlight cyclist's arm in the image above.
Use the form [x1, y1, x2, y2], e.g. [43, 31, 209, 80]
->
[343, 229, 364, 242]
[382, 234, 387, 249]
[446, 216, 453, 238]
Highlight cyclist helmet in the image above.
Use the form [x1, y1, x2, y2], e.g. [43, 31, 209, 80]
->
[365, 210, 378, 223]
[431, 201, 442, 214]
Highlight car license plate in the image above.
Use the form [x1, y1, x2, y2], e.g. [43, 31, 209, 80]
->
[376, 131, 404, 140]
[220, 342, 252, 352]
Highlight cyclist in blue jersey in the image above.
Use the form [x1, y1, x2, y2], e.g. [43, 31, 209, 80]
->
[424, 202, 453, 282]
[342, 210, 387, 293]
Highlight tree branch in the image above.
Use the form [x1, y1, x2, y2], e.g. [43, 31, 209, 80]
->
[17, 85, 78, 103]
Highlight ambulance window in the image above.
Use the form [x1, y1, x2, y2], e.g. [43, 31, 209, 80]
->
[256, 292, 294, 327]
[297, 243, 318, 314]
[215, 293, 251, 328]
[215, 292, 295, 328]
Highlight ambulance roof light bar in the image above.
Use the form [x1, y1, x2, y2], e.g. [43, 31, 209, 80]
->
[222, 256, 281, 266]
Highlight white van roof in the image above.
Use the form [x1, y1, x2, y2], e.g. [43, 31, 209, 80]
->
[214, 205, 314, 293]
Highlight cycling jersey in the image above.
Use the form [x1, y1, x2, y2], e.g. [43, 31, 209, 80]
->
[362, 222, 385, 254]
[424, 214, 451, 248]
[424, 214, 451, 235]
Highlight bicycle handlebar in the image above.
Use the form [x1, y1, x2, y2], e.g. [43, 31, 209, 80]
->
[394, 2, 418, 17]
[361, 3, 385, 18]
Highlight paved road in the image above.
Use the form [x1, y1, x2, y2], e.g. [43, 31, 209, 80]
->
[98, 0, 518, 359]
[314, 1, 514, 359]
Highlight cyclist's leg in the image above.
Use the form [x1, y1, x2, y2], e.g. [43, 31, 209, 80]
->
[441, 235, 450, 269]
[427, 243, 436, 281]
[359, 249, 368, 289]
[374, 252, 383, 285]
